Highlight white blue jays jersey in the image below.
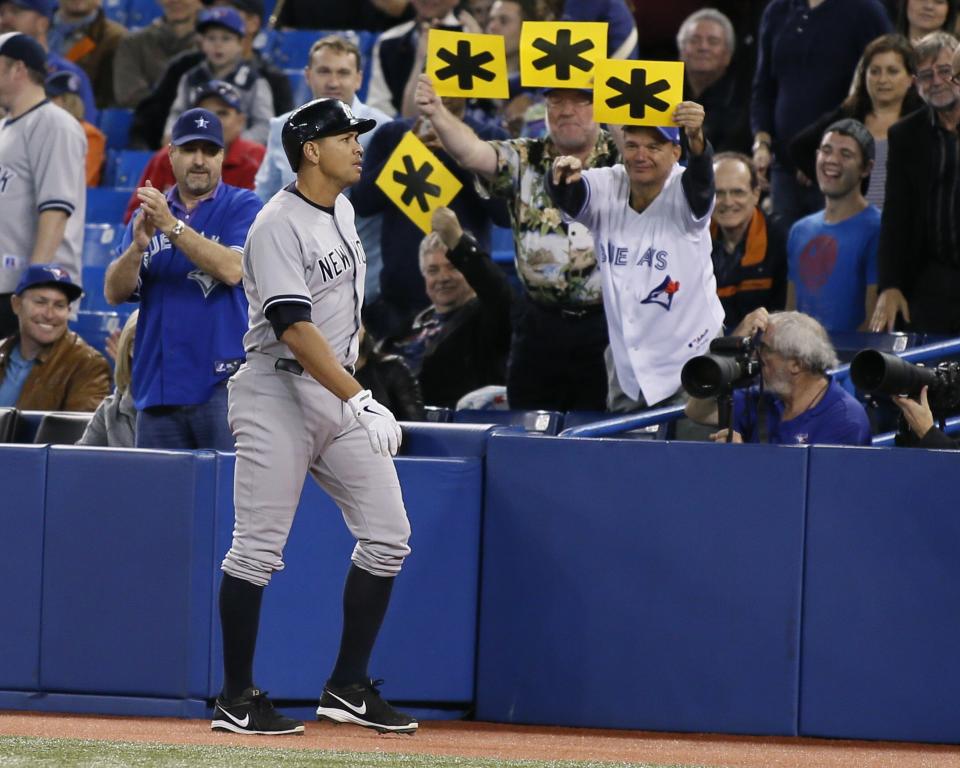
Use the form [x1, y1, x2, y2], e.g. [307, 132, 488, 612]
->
[575, 164, 724, 404]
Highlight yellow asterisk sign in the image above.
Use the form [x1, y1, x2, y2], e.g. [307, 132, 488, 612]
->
[426, 29, 509, 99]
[519, 21, 607, 90]
[376, 131, 463, 234]
[592, 59, 685, 127]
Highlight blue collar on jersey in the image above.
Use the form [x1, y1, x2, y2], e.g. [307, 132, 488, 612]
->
[165, 179, 227, 216]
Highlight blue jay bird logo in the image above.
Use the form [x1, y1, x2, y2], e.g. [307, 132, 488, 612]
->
[640, 275, 680, 310]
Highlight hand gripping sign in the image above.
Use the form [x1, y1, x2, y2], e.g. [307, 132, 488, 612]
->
[592, 59, 685, 127]
[519, 21, 607, 90]
[376, 131, 463, 234]
[426, 29, 509, 99]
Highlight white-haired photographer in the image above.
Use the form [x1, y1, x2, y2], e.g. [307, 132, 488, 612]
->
[685, 309, 872, 445]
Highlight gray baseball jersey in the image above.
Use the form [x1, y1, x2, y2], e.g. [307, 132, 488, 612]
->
[242, 187, 365, 366]
[222, 183, 409, 587]
[0, 100, 87, 294]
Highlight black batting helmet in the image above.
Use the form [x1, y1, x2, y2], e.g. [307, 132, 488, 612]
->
[281, 98, 377, 172]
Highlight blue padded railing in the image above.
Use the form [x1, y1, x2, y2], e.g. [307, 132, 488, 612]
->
[561, 337, 960, 440]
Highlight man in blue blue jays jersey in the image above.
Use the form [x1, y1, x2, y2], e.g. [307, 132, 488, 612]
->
[105, 107, 262, 449]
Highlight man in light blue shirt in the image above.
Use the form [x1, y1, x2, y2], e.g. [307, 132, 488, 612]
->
[256, 34, 389, 302]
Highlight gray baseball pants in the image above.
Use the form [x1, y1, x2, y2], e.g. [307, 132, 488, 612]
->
[221, 352, 411, 587]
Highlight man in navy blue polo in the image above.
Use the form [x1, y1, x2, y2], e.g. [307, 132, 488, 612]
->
[105, 107, 262, 449]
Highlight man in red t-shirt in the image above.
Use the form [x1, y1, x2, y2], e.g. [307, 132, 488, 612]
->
[123, 79, 264, 223]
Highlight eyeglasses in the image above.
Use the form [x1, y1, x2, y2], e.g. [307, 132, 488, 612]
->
[916, 65, 955, 85]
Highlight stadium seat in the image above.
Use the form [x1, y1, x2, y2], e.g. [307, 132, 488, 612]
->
[424, 405, 453, 423]
[285, 69, 310, 108]
[104, 149, 153, 188]
[98, 108, 134, 150]
[101, 0, 127, 26]
[86, 188, 133, 223]
[126, 0, 163, 28]
[70, 310, 126, 359]
[33, 412, 94, 445]
[82, 223, 123, 267]
[0, 407, 19, 442]
[453, 409, 563, 434]
[560, 411, 609, 431]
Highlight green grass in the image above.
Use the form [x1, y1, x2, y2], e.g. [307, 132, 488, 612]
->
[0, 736, 706, 768]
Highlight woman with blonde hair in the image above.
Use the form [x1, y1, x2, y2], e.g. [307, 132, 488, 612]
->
[77, 310, 138, 447]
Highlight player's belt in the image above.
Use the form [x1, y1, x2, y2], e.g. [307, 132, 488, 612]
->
[275, 358, 355, 376]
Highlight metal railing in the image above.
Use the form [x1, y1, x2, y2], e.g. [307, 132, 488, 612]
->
[560, 337, 960, 440]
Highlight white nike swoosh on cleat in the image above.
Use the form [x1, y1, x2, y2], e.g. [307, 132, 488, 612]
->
[326, 690, 367, 715]
[219, 707, 250, 728]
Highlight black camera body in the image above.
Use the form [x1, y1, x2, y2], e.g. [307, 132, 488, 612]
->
[681, 335, 762, 399]
[850, 350, 960, 414]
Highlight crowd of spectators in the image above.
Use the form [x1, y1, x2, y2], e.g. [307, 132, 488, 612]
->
[2, 0, 960, 448]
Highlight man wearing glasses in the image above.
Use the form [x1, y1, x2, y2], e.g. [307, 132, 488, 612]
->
[415, 75, 619, 412]
[709, 151, 787, 329]
[872, 31, 960, 334]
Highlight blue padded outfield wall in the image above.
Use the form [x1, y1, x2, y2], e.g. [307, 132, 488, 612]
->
[1, 431, 960, 743]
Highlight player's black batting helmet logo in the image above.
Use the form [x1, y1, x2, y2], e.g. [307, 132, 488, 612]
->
[281, 98, 378, 172]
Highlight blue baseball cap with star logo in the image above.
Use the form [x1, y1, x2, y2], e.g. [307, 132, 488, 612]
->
[170, 107, 224, 148]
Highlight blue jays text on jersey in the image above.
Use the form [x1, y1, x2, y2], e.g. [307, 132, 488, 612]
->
[598, 242, 670, 270]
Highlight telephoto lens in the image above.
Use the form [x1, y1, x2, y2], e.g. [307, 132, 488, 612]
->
[849, 350, 937, 398]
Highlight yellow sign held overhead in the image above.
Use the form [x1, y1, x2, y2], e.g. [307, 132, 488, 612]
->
[376, 131, 463, 234]
[519, 21, 607, 90]
[426, 29, 509, 99]
[592, 59, 685, 127]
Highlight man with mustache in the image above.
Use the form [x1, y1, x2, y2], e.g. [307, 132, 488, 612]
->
[104, 107, 263, 449]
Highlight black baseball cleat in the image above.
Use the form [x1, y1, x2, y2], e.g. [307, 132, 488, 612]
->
[211, 688, 305, 735]
[316, 678, 418, 734]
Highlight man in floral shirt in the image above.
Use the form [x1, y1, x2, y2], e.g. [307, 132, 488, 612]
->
[415, 75, 619, 410]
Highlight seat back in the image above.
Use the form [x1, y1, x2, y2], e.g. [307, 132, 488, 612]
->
[34, 412, 95, 445]
[0, 407, 19, 442]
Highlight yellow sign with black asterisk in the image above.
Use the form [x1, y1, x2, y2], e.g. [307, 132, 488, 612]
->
[592, 59, 685, 127]
[519, 22, 607, 90]
[376, 131, 463, 234]
[426, 29, 509, 99]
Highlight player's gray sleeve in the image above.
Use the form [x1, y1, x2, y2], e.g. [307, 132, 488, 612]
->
[242, 79, 275, 145]
[164, 76, 190, 140]
[29, 109, 86, 217]
[246, 217, 312, 314]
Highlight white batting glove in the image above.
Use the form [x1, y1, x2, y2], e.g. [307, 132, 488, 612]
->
[347, 389, 402, 457]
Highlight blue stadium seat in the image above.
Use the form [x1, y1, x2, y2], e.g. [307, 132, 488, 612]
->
[104, 149, 153, 188]
[86, 188, 133, 224]
[126, 0, 163, 28]
[80, 266, 109, 312]
[357, 30, 378, 102]
[266, 29, 329, 69]
[82, 223, 123, 267]
[98, 108, 134, 150]
[101, 0, 128, 26]
[423, 406, 453, 423]
[70, 310, 127, 359]
[453, 409, 562, 434]
[490, 225, 515, 264]
[560, 411, 609, 431]
[284, 69, 310, 108]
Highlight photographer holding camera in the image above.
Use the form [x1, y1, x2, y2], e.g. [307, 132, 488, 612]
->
[685, 309, 871, 445]
[891, 387, 957, 447]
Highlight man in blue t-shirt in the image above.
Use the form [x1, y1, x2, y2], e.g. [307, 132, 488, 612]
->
[685, 308, 871, 446]
[787, 119, 880, 332]
[105, 107, 263, 450]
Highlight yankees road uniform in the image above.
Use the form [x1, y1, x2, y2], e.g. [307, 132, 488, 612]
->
[222, 183, 411, 587]
[551, 152, 725, 407]
[0, 99, 86, 335]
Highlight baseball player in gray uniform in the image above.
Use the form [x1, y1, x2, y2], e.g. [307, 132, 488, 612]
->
[211, 98, 417, 736]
